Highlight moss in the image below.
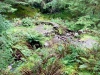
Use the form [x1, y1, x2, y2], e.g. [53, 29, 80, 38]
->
[3, 5, 40, 19]
[2, 4, 73, 21]
[42, 10, 72, 20]
[80, 34, 99, 41]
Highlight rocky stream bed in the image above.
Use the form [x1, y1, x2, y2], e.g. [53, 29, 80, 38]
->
[34, 21, 99, 49]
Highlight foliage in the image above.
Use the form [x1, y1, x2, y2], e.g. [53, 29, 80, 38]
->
[0, 15, 12, 33]
[44, 0, 67, 13]
[64, 15, 95, 31]
[0, 33, 13, 69]
[0, 1, 17, 13]
[26, 0, 42, 5]
[0, 0, 100, 75]
[0, 13, 13, 69]
[0, 23, 49, 69]
[22, 17, 34, 27]
[41, 0, 100, 30]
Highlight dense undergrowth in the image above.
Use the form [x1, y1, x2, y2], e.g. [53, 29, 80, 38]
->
[0, 16, 100, 75]
[0, 0, 100, 75]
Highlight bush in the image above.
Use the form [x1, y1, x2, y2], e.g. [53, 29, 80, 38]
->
[0, 24, 49, 69]
[22, 17, 34, 27]
[0, 15, 12, 34]
[0, 34, 13, 69]
[0, 15, 13, 69]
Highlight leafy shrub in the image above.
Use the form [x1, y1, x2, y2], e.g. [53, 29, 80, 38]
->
[26, 36, 43, 49]
[0, 2, 16, 13]
[93, 61, 100, 75]
[51, 18, 64, 25]
[0, 15, 12, 33]
[0, 24, 50, 69]
[44, 0, 67, 13]
[64, 15, 99, 31]
[0, 15, 13, 69]
[13, 53, 42, 75]
[0, 34, 13, 69]
[13, 18, 22, 26]
[22, 17, 34, 27]
[26, 0, 67, 13]
[26, 0, 42, 5]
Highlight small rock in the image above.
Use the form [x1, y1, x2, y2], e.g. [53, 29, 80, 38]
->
[79, 64, 88, 69]
[66, 33, 71, 36]
[74, 32, 79, 37]
[44, 42, 49, 47]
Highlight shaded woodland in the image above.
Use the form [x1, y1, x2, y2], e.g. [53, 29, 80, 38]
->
[0, 0, 100, 75]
